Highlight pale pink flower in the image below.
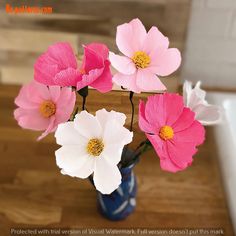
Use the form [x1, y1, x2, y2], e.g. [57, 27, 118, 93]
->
[34, 42, 113, 93]
[183, 81, 222, 125]
[14, 80, 76, 140]
[139, 93, 205, 172]
[110, 18, 181, 93]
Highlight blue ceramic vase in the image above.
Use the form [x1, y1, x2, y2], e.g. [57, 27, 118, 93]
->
[97, 162, 137, 221]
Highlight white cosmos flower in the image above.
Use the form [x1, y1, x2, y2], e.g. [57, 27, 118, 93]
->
[183, 80, 221, 125]
[55, 109, 133, 194]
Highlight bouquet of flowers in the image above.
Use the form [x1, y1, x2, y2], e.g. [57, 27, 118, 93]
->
[14, 19, 221, 221]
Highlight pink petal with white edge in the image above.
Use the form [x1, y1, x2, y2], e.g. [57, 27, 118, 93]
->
[136, 69, 166, 91]
[150, 48, 181, 76]
[34, 42, 77, 85]
[76, 67, 104, 91]
[54, 68, 82, 87]
[93, 157, 122, 194]
[116, 18, 146, 57]
[109, 52, 136, 75]
[138, 101, 155, 133]
[112, 72, 142, 93]
[89, 61, 113, 93]
[142, 26, 169, 54]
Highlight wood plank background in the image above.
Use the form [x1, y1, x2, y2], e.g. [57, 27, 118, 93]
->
[0, 0, 190, 92]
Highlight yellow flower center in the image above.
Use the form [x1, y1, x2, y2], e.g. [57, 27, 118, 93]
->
[159, 125, 174, 140]
[87, 138, 104, 157]
[132, 51, 151, 69]
[39, 100, 56, 118]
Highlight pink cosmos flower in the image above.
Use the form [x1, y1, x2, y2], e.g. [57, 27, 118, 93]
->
[138, 93, 205, 172]
[109, 18, 181, 93]
[34, 42, 112, 93]
[14, 80, 76, 140]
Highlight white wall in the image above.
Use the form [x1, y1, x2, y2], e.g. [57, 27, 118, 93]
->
[181, 0, 236, 89]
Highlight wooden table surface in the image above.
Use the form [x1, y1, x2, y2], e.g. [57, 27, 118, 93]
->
[0, 84, 234, 236]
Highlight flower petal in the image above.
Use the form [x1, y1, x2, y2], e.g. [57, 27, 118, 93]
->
[76, 67, 104, 91]
[174, 120, 205, 146]
[34, 42, 77, 85]
[47, 42, 77, 69]
[172, 107, 195, 132]
[85, 43, 109, 60]
[145, 95, 165, 127]
[49, 86, 61, 102]
[83, 44, 104, 72]
[166, 140, 197, 170]
[103, 118, 133, 146]
[93, 157, 122, 194]
[136, 69, 166, 91]
[37, 116, 56, 140]
[138, 100, 154, 133]
[146, 134, 164, 158]
[64, 157, 95, 179]
[14, 108, 50, 131]
[164, 93, 184, 126]
[96, 108, 126, 129]
[103, 143, 123, 166]
[30, 81, 51, 102]
[54, 68, 81, 87]
[183, 80, 193, 106]
[55, 145, 89, 173]
[55, 90, 76, 125]
[194, 104, 221, 125]
[146, 134, 183, 173]
[109, 52, 136, 75]
[116, 18, 146, 57]
[14, 83, 40, 109]
[89, 61, 113, 93]
[74, 111, 102, 139]
[160, 158, 183, 173]
[143, 26, 169, 54]
[112, 72, 142, 93]
[150, 48, 181, 76]
[55, 122, 87, 146]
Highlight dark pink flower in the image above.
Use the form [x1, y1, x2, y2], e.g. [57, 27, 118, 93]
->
[139, 93, 205, 172]
[34, 42, 112, 93]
